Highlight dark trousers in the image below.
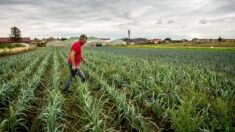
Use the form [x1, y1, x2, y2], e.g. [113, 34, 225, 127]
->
[63, 62, 85, 91]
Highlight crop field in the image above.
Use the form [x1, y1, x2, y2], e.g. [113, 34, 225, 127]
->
[0, 47, 235, 132]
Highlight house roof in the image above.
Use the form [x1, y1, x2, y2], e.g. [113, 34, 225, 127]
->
[0, 38, 11, 43]
[0, 37, 31, 43]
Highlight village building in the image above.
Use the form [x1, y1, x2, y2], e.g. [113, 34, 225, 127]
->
[31, 38, 46, 47]
[150, 38, 161, 44]
[0, 37, 31, 43]
[132, 38, 149, 44]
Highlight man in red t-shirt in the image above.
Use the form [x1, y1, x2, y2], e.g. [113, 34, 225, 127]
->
[63, 34, 87, 93]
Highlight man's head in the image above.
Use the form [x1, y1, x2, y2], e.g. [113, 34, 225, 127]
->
[79, 34, 87, 45]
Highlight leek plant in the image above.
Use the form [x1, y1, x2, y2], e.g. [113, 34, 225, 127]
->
[0, 53, 45, 105]
[2, 54, 51, 131]
[74, 81, 103, 131]
[38, 50, 65, 132]
[85, 70, 151, 132]
[38, 90, 64, 132]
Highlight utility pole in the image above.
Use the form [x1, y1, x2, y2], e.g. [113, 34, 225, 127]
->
[128, 29, 130, 45]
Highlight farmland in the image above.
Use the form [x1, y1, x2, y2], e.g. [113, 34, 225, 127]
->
[0, 46, 235, 132]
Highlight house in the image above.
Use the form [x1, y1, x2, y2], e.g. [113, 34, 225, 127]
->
[163, 40, 171, 44]
[192, 38, 221, 43]
[181, 39, 189, 42]
[133, 38, 149, 44]
[150, 38, 161, 44]
[21, 38, 31, 43]
[0, 38, 12, 43]
[41, 38, 47, 44]
[192, 38, 210, 43]
[31, 38, 40, 44]
[224, 39, 235, 42]
[0, 37, 31, 43]
[31, 38, 46, 47]
[45, 37, 55, 43]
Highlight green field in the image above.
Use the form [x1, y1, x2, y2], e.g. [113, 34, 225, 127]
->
[116, 41, 235, 51]
[0, 46, 234, 131]
[136, 41, 235, 47]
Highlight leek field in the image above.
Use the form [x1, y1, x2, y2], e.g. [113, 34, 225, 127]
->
[0, 47, 234, 132]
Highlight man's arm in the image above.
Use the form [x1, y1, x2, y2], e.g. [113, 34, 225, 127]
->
[81, 56, 86, 64]
[70, 50, 76, 70]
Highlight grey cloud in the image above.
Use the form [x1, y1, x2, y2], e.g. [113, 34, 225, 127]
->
[0, 0, 42, 5]
[209, 0, 235, 14]
[0, 0, 235, 39]
[156, 19, 162, 24]
[199, 16, 235, 25]
[167, 20, 174, 24]
[199, 19, 208, 24]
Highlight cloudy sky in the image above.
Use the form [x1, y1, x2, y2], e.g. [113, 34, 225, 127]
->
[0, 0, 235, 39]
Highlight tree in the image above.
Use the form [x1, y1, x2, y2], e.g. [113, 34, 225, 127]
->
[164, 38, 172, 42]
[218, 36, 223, 42]
[61, 37, 67, 41]
[9, 26, 21, 42]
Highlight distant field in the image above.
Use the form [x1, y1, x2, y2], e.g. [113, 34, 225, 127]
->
[114, 41, 235, 51]
[0, 47, 234, 131]
[144, 41, 235, 47]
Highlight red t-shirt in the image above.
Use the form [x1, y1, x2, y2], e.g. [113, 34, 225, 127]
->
[68, 41, 82, 66]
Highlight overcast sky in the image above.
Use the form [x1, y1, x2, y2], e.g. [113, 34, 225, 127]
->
[0, 0, 235, 39]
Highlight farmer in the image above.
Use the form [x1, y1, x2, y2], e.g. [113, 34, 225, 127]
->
[62, 34, 87, 93]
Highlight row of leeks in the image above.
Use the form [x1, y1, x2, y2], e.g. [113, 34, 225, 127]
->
[1, 53, 51, 132]
[0, 53, 45, 105]
[0, 51, 38, 83]
[61, 48, 105, 131]
[82, 50, 235, 131]
[82, 66, 153, 132]
[37, 50, 64, 132]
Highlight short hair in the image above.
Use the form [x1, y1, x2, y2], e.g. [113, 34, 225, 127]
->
[80, 34, 87, 40]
